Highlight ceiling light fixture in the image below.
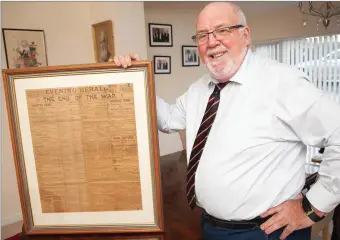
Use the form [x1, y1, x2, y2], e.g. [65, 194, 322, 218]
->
[298, 1, 340, 29]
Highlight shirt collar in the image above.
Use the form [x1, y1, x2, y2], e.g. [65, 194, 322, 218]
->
[205, 48, 253, 87]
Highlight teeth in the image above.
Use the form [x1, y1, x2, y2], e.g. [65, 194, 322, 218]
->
[212, 52, 224, 58]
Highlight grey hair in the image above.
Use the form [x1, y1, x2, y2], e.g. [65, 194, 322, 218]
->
[232, 4, 247, 26]
[230, 3, 247, 39]
[231, 3, 251, 45]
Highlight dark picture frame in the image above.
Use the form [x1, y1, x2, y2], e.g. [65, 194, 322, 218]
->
[182, 45, 200, 67]
[153, 56, 171, 74]
[148, 23, 173, 47]
[2, 28, 48, 69]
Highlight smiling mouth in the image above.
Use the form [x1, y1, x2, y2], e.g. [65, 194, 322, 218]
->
[208, 51, 227, 60]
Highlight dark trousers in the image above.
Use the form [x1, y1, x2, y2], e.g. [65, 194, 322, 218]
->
[201, 215, 311, 240]
[332, 204, 340, 240]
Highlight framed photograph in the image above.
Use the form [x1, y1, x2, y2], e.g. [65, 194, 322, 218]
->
[2, 28, 48, 69]
[153, 56, 171, 74]
[148, 23, 173, 47]
[92, 20, 115, 63]
[2, 61, 163, 235]
[182, 45, 200, 67]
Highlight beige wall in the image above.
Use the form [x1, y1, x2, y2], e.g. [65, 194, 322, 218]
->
[247, 4, 340, 43]
[145, 5, 208, 156]
[145, 2, 340, 156]
[1, 1, 147, 226]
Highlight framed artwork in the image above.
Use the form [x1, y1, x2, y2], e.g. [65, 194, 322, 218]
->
[2, 28, 48, 69]
[148, 23, 173, 47]
[92, 20, 115, 63]
[182, 45, 200, 67]
[2, 61, 163, 235]
[153, 56, 171, 74]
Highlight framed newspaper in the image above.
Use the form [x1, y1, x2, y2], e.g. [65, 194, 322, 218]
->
[2, 61, 164, 235]
[45, 233, 165, 239]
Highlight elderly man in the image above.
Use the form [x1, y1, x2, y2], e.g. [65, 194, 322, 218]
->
[111, 2, 340, 240]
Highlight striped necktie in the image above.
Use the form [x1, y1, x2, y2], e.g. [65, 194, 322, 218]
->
[186, 82, 228, 209]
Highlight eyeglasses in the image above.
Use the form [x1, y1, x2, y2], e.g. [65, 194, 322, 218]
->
[192, 24, 244, 44]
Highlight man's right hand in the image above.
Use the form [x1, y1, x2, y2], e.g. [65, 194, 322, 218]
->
[108, 54, 140, 68]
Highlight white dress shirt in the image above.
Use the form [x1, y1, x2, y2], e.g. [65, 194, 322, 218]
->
[156, 49, 340, 220]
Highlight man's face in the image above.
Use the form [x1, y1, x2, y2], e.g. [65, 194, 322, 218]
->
[196, 5, 250, 81]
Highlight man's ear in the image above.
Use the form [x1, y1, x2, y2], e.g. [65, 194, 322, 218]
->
[242, 26, 251, 46]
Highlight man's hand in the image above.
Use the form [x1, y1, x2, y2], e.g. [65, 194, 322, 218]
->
[108, 54, 140, 68]
[260, 194, 323, 239]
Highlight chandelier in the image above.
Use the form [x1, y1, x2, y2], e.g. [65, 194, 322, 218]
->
[298, 1, 340, 29]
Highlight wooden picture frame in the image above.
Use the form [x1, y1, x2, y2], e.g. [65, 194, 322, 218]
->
[2, 61, 163, 235]
[153, 56, 171, 74]
[148, 23, 173, 47]
[2, 28, 48, 69]
[92, 20, 115, 63]
[19, 232, 166, 239]
[182, 45, 200, 67]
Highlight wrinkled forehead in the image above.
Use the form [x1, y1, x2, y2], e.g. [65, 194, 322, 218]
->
[196, 7, 238, 32]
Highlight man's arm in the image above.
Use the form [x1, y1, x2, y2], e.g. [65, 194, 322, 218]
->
[275, 75, 340, 213]
[261, 72, 340, 239]
[156, 93, 187, 134]
[303, 103, 340, 213]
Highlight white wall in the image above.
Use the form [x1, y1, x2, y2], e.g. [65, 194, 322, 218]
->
[144, 1, 340, 156]
[1, 1, 147, 227]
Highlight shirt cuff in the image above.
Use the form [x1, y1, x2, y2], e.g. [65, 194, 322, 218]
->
[306, 180, 339, 213]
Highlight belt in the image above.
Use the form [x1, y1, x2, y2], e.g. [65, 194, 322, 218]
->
[202, 209, 271, 230]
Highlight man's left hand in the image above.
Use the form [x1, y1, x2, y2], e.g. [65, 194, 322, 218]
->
[260, 194, 321, 239]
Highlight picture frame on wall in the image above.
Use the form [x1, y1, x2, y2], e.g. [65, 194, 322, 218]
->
[154, 56, 171, 74]
[2, 28, 48, 69]
[148, 23, 173, 47]
[2, 61, 164, 235]
[182, 45, 200, 67]
[92, 20, 115, 63]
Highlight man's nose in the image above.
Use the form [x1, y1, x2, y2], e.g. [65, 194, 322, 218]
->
[207, 33, 219, 47]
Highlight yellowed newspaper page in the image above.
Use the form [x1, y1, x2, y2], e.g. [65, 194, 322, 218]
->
[25, 83, 142, 213]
